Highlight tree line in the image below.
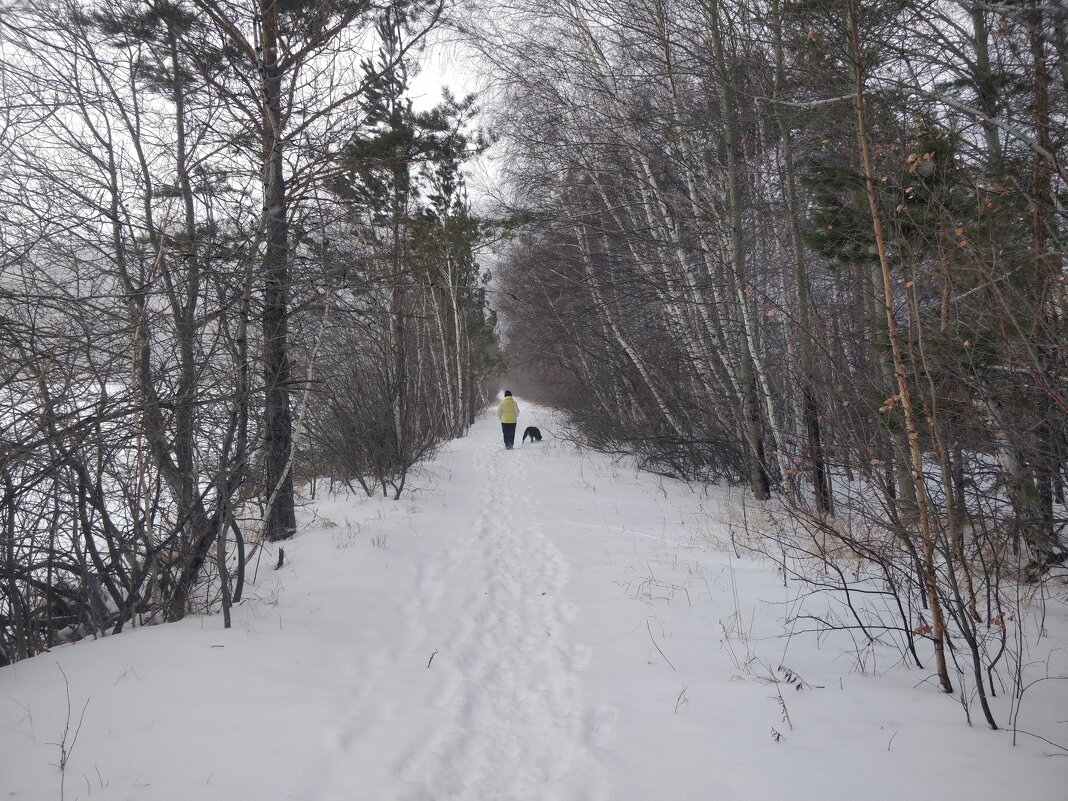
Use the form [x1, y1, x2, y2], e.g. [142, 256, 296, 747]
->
[480, 0, 1065, 726]
[0, 0, 500, 665]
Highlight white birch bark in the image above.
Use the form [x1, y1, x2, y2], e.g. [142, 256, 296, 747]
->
[568, 214, 688, 436]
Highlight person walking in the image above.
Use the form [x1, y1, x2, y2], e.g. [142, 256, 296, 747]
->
[497, 390, 519, 450]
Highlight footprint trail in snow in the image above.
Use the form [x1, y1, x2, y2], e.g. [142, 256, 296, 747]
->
[306, 425, 607, 801]
[393, 443, 600, 800]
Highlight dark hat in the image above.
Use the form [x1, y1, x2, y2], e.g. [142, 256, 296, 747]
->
[504, 390, 512, 396]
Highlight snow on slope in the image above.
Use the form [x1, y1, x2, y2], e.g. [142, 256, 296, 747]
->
[2, 405, 1066, 801]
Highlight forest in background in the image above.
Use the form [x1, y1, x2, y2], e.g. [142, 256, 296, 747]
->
[0, 0, 500, 665]
[484, 0, 1066, 726]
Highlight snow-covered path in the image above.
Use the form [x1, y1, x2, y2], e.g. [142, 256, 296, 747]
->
[302, 431, 603, 800]
[3, 406, 1067, 801]
[393, 442, 593, 798]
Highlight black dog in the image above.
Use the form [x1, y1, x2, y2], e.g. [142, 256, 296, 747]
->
[522, 426, 542, 443]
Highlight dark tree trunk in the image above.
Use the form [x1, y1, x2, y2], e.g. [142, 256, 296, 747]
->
[261, 2, 296, 542]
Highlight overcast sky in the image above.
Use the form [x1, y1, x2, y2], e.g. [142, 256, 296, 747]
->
[409, 25, 505, 214]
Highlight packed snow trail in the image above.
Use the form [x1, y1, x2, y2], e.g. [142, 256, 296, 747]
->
[2, 405, 1067, 801]
[300, 428, 604, 800]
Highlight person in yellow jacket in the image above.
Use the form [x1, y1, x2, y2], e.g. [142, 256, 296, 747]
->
[497, 390, 520, 450]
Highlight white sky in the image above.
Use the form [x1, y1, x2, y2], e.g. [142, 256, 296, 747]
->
[409, 26, 504, 215]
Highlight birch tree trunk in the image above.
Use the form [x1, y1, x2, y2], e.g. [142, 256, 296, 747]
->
[771, 0, 832, 515]
[707, 0, 771, 500]
[569, 215, 688, 438]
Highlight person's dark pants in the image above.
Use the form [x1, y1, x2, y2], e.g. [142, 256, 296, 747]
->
[502, 423, 516, 449]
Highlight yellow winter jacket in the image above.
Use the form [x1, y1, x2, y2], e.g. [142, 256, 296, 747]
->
[497, 396, 519, 424]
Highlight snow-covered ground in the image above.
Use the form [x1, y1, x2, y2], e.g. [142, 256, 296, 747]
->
[3, 405, 1066, 800]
